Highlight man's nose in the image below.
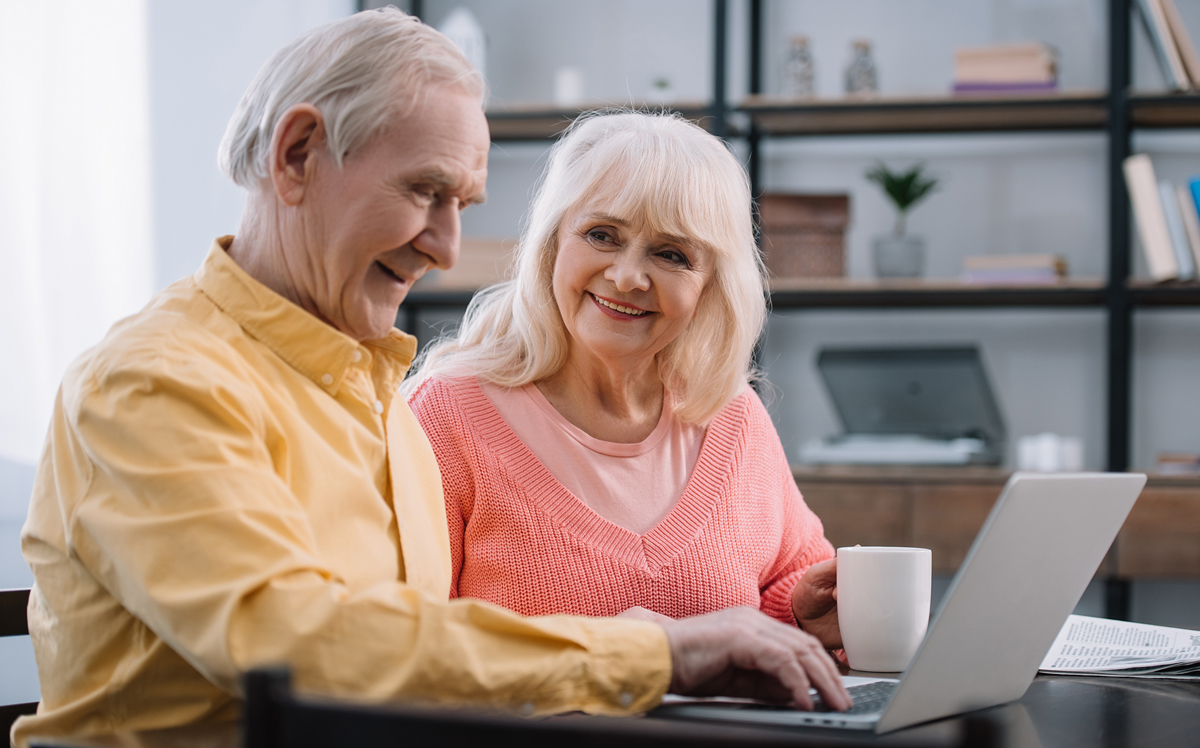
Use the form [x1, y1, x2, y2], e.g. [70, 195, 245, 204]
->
[412, 200, 461, 270]
[605, 250, 651, 292]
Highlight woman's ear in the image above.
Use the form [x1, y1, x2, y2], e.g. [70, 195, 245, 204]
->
[268, 104, 327, 206]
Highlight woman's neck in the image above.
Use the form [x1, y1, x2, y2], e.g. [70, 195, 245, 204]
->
[536, 353, 664, 444]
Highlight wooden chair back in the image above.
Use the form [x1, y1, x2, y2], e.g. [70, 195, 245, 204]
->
[0, 588, 39, 735]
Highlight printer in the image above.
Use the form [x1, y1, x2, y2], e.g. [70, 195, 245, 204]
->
[799, 346, 1006, 466]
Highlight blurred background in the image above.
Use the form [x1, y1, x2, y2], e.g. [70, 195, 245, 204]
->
[2, 0, 1199, 706]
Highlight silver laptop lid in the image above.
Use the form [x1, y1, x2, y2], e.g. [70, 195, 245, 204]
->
[875, 472, 1146, 733]
[816, 347, 1006, 461]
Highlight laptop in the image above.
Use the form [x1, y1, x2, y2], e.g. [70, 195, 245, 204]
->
[799, 346, 1006, 466]
[653, 472, 1147, 733]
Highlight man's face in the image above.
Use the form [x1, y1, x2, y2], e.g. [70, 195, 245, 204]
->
[298, 86, 489, 341]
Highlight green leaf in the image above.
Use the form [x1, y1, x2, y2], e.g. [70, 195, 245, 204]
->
[865, 162, 939, 212]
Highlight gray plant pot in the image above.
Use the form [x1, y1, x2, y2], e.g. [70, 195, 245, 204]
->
[873, 234, 925, 278]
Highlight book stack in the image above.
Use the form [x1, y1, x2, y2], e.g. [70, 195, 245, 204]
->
[1157, 452, 1200, 475]
[1137, 0, 1200, 91]
[961, 254, 1067, 285]
[1124, 154, 1200, 282]
[952, 42, 1057, 94]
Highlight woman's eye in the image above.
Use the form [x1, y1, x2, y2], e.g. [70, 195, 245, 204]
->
[659, 249, 691, 266]
[587, 230, 613, 243]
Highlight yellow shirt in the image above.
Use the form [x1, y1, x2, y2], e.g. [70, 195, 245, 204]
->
[14, 238, 670, 747]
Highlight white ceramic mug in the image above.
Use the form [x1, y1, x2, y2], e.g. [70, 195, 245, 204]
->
[837, 546, 932, 672]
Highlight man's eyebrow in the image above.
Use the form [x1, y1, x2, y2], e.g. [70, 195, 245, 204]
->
[406, 169, 487, 206]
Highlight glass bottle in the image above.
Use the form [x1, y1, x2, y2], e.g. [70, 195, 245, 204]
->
[783, 34, 816, 99]
[844, 38, 878, 96]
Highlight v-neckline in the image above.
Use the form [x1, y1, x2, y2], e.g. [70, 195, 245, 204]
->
[452, 377, 747, 574]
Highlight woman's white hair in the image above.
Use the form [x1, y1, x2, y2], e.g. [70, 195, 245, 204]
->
[218, 7, 483, 188]
[406, 111, 766, 425]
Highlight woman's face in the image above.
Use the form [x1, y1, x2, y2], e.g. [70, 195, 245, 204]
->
[552, 200, 714, 374]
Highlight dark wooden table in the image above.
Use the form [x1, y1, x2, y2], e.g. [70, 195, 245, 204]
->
[27, 674, 1200, 748]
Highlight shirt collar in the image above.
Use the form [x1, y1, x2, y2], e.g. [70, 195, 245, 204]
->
[195, 237, 418, 396]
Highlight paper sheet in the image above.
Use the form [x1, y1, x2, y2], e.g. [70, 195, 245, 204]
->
[1039, 614, 1200, 678]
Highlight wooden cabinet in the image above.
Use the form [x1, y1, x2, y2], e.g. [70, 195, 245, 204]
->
[793, 467, 1200, 579]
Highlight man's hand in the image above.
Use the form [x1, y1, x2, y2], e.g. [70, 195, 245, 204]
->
[659, 607, 852, 712]
[792, 558, 841, 650]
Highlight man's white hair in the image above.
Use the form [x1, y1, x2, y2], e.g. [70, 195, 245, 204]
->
[218, 7, 483, 188]
[404, 110, 766, 425]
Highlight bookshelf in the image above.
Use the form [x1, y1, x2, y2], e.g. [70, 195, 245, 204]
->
[393, 0, 1200, 616]
[741, 91, 1110, 136]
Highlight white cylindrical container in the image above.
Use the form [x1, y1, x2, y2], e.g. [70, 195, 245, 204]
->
[837, 546, 932, 672]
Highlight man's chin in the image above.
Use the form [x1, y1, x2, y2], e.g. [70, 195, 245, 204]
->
[340, 305, 405, 342]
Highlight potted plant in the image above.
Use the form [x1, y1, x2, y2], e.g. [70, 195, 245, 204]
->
[865, 162, 938, 278]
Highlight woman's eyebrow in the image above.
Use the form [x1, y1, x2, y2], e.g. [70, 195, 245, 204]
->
[586, 212, 631, 226]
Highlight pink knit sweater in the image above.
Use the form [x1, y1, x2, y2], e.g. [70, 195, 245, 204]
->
[408, 376, 834, 623]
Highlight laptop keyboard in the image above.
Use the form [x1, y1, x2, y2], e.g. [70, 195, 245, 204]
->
[815, 680, 897, 715]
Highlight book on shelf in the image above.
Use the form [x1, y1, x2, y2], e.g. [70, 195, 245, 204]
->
[1159, 180, 1197, 280]
[1137, 0, 1191, 90]
[1040, 614, 1200, 681]
[960, 254, 1067, 285]
[1161, 0, 1200, 86]
[1157, 451, 1200, 474]
[1124, 154, 1181, 281]
[1175, 184, 1200, 270]
[952, 41, 1057, 94]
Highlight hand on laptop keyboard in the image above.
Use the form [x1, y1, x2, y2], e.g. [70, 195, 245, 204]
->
[659, 607, 854, 712]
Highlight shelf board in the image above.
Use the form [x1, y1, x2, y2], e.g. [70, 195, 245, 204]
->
[1128, 280, 1200, 306]
[399, 279, 1107, 311]
[485, 100, 712, 141]
[741, 91, 1108, 136]
[768, 278, 1106, 308]
[1128, 93, 1200, 128]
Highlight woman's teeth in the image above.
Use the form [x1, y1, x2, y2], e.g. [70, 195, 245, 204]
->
[593, 295, 647, 316]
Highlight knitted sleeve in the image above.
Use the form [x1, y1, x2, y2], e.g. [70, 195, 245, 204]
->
[744, 390, 836, 625]
[407, 376, 478, 598]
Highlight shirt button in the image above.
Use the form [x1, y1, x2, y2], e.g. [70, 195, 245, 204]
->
[351, 350, 362, 362]
[320, 373, 333, 386]
[619, 692, 633, 708]
[374, 400, 384, 414]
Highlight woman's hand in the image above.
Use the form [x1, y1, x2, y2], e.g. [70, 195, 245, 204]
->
[791, 558, 842, 650]
[658, 607, 852, 712]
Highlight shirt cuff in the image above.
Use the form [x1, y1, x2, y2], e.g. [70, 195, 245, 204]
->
[570, 617, 672, 715]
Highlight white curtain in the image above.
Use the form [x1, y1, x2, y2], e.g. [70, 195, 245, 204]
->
[0, 0, 153, 505]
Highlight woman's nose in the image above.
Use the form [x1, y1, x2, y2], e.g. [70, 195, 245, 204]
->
[605, 250, 651, 292]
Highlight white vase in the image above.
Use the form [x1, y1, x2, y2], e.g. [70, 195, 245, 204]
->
[873, 234, 924, 278]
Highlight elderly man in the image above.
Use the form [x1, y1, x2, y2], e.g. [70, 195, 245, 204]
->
[15, 9, 848, 746]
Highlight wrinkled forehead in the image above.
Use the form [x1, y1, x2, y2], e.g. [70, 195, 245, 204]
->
[571, 158, 729, 254]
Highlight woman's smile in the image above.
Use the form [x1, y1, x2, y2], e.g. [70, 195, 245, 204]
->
[590, 292, 651, 318]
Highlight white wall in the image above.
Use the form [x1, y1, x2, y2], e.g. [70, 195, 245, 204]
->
[148, 0, 355, 289]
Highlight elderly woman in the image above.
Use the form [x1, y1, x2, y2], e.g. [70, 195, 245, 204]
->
[406, 111, 840, 649]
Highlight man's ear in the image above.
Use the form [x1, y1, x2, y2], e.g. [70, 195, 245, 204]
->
[268, 104, 327, 206]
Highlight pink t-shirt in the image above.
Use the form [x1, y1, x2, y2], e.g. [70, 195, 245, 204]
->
[479, 379, 705, 535]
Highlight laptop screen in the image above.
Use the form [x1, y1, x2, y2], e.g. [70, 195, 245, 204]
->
[816, 346, 1006, 451]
